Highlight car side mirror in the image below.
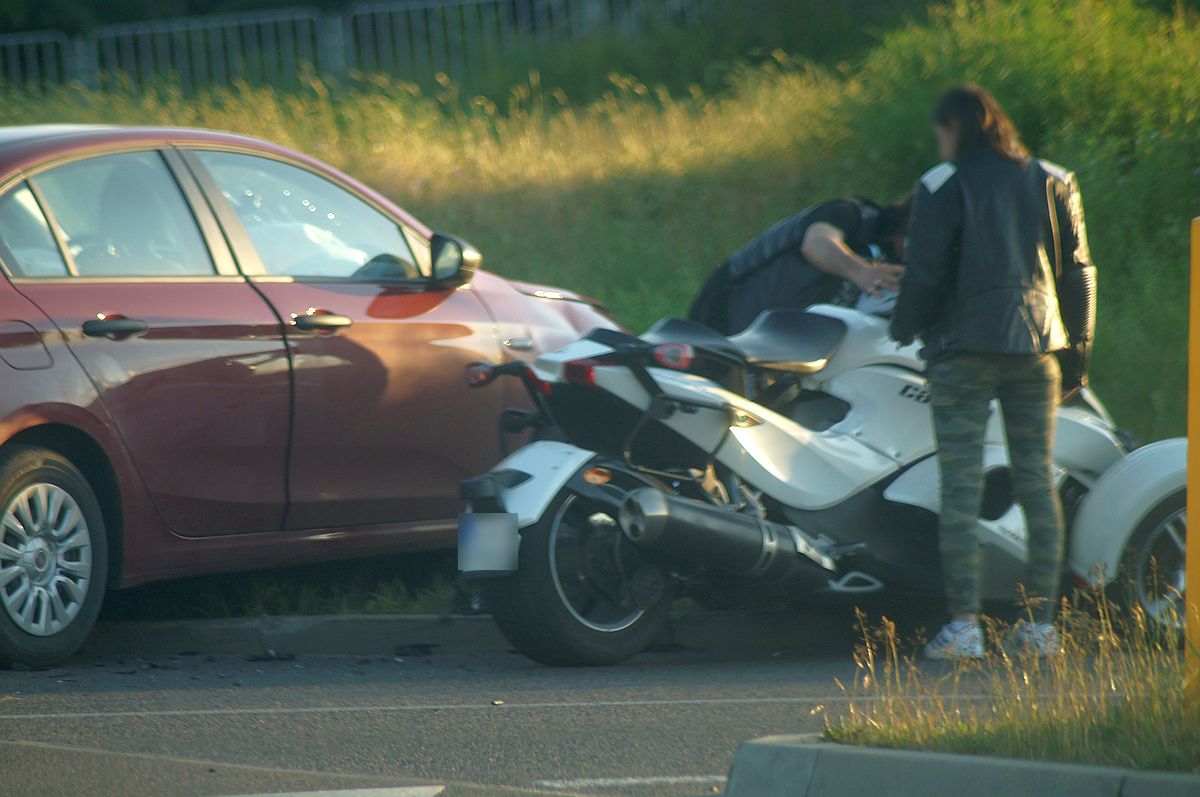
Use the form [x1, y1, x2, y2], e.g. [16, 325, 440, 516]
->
[430, 232, 482, 284]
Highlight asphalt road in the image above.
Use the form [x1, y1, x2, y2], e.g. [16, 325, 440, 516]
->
[0, 609, 902, 797]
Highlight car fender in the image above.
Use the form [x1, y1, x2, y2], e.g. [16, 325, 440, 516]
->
[1068, 437, 1187, 583]
[479, 441, 598, 528]
[470, 270, 622, 357]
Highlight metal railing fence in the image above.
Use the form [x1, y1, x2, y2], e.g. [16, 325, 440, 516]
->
[0, 31, 74, 90]
[89, 9, 327, 92]
[0, 0, 713, 93]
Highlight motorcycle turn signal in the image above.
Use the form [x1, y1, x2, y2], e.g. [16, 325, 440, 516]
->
[464, 361, 495, 387]
[652, 342, 695, 370]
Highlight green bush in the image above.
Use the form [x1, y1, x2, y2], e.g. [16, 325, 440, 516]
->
[0, 0, 1194, 440]
[827, 0, 1200, 438]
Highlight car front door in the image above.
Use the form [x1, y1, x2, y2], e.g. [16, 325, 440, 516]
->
[185, 149, 505, 531]
[1, 149, 292, 537]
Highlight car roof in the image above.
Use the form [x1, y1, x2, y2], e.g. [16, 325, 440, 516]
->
[0, 125, 118, 149]
[0, 124, 432, 238]
[0, 124, 265, 160]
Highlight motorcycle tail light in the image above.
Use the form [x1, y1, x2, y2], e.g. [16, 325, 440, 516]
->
[563, 360, 598, 388]
[652, 343, 695, 370]
[562, 356, 618, 389]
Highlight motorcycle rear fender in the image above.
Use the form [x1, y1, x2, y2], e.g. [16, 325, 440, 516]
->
[466, 441, 597, 528]
[1067, 437, 1186, 584]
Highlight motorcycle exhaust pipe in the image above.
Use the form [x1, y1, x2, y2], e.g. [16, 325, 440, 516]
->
[618, 487, 836, 581]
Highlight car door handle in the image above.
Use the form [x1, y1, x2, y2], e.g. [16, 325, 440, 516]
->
[81, 316, 149, 339]
[292, 312, 353, 332]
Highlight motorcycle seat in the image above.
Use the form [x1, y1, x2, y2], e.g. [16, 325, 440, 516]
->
[642, 311, 846, 375]
[729, 310, 847, 374]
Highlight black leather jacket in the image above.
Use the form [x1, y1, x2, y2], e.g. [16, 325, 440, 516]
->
[689, 199, 884, 335]
[891, 148, 1097, 386]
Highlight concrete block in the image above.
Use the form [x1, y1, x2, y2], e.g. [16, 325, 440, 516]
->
[1120, 770, 1200, 797]
[809, 744, 1123, 797]
[724, 735, 821, 797]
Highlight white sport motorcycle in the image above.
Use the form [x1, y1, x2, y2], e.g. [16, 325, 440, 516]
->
[458, 305, 1187, 666]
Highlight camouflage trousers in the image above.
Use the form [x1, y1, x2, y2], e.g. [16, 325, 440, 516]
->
[929, 353, 1064, 622]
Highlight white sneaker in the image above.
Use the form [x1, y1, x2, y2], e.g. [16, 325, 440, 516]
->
[923, 622, 985, 660]
[1003, 622, 1062, 657]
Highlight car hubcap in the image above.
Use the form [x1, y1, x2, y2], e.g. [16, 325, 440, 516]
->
[0, 483, 92, 636]
[1135, 508, 1186, 629]
[548, 496, 646, 633]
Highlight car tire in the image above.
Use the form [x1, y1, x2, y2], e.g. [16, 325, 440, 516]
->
[1118, 488, 1186, 633]
[484, 490, 670, 666]
[0, 445, 108, 668]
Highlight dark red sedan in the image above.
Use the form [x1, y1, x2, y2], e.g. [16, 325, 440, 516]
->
[0, 125, 615, 666]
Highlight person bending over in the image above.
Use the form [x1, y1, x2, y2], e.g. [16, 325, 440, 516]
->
[690, 196, 910, 335]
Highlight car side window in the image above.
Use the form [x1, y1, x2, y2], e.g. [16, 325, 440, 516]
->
[194, 151, 420, 281]
[33, 151, 216, 278]
[0, 183, 70, 278]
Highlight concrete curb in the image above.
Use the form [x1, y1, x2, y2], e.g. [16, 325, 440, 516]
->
[723, 735, 1200, 797]
[85, 608, 850, 658]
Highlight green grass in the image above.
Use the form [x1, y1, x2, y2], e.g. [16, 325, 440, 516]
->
[0, 0, 1194, 449]
[823, 592, 1199, 773]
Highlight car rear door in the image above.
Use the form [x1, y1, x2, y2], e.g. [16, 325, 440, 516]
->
[183, 148, 505, 531]
[2, 148, 291, 536]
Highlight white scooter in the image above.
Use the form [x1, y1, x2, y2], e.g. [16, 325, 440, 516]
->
[458, 305, 1187, 666]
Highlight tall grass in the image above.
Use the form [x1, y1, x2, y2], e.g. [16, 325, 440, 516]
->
[823, 593, 1199, 772]
[0, 0, 1195, 439]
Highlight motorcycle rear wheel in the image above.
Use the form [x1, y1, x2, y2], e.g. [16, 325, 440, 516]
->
[485, 491, 671, 666]
[1119, 488, 1186, 632]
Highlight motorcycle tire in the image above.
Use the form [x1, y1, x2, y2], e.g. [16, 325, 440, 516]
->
[1117, 488, 1186, 634]
[484, 490, 671, 666]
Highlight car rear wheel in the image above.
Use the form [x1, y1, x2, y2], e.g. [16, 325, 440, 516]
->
[0, 446, 108, 668]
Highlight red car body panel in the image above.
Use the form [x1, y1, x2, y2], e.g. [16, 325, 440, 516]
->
[251, 280, 506, 529]
[0, 125, 618, 589]
[17, 280, 293, 537]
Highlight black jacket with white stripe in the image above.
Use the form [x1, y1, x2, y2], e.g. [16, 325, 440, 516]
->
[890, 147, 1097, 386]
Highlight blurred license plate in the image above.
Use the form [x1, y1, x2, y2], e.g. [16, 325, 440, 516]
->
[458, 513, 519, 575]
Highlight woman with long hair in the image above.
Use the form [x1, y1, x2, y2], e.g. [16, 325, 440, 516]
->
[891, 84, 1097, 659]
